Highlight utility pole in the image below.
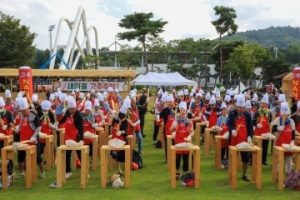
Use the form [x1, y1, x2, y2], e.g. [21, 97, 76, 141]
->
[48, 25, 55, 56]
[115, 35, 117, 68]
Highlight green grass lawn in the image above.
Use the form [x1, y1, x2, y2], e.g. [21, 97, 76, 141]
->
[1, 98, 298, 199]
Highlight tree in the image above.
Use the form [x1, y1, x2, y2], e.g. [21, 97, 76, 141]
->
[211, 6, 238, 82]
[33, 49, 50, 69]
[118, 12, 168, 73]
[0, 12, 37, 67]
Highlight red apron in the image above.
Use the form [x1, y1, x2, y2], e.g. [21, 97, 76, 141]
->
[175, 122, 190, 154]
[219, 123, 229, 148]
[39, 118, 52, 143]
[0, 117, 12, 136]
[208, 111, 218, 128]
[296, 122, 300, 134]
[100, 107, 109, 123]
[132, 110, 141, 132]
[230, 115, 247, 146]
[193, 104, 200, 122]
[254, 115, 270, 136]
[4, 104, 13, 114]
[165, 114, 174, 136]
[83, 119, 95, 144]
[200, 105, 207, 122]
[94, 113, 102, 124]
[20, 118, 35, 145]
[64, 116, 78, 142]
[276, 122, 293, 155]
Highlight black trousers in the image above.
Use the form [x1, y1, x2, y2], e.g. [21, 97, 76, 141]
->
[153, 120, 159, 141]
[18, 143, 43, 164]
[139, 111, 146, 135]
[176, 154, 189, 172]
[262, 139, 269, 163]
[221, 147, 228, 160]
[66, 150, 81, 173]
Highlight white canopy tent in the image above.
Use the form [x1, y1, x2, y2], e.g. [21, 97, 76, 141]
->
[233, 82, 246, 94]
[131, 72, 197, 88]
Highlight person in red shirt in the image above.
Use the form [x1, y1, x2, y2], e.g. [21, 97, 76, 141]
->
[4, 90, 17, 116]
[0, 96, 14, 154]
[170, 101, 194, 180]
[15, 97, 45, 179]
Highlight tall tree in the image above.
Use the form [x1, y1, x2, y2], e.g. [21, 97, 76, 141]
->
[211, 6, 238, 82]
[118, 12, 168, 73]
[0, 12, 37, 67]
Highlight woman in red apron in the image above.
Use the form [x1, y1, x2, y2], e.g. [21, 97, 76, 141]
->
[93, 100, 105, 127]
[58, 98, 84, 178]
[16, 97, 45, 179]
[272, 102, 295, 176]
[217, 102, 229, 166]
[0, 97, 14, 154]
[228, 95, 253, 182]
[170, 101, 194, 180]
[253, 95, 272, 165]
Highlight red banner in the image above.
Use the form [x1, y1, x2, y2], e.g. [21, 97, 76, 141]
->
[292, 67, 300, 100]
[18, 66, 33, 98]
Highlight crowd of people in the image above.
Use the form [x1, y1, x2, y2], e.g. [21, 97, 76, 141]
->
[0, 84, 298, 188]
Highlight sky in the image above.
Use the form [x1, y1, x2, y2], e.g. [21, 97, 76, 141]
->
[1, 0, 299, 51]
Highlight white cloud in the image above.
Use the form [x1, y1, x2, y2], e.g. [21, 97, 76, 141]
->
[1, 0, 299, 51]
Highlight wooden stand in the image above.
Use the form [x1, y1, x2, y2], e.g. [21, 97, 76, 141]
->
[253, 135, 274, 149]
[195, 122, 207, 146]
[95, 127, 105, 149]
[272, 146, 300, 190]
[158, 123, 165, 149]
[1, 145, 37, 189]
[0, 135, 13, 147]
[53, 128, 65, 147]
[228, 146, 262, 189]
[214, 135, 228, 169]
[204, 128, 218, 158]
[169, 145, 200, 189]
[84, 135, 98, 170]
[42, 135, 55, 170]
[100, 145, 130, 188]
[56, 145, 89, 188]
[295, 136, 300, 145]
[167, 135, 173, 169]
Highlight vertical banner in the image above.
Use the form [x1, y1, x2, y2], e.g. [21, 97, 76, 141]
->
[292, 67, 300, 101]
[18, 66, 33, 99]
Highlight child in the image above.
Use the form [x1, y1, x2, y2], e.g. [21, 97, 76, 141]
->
[217, 102, 229, 168]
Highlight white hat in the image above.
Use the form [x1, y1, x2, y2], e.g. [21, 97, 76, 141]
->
[5, 90, 11, 98]
[17, 92, 23, 98]
[221, 102, 227, 109]
[41, 100, 51, 110]
[224, 95, 231, 102]
[67, 98, 76, 108]
[0, 97, 5, 107]
[79, 93, 84, 99]
[19, 97, 29, 110]
[115, 89, 119, 93]
[209, 95, 216, 105]
[297, 100, 300, 109]
[15, 97, 22, 106]
[280, 102, 290, 115]
[252, 93, 258, 101]
[94, 99, 99, 107]
[167, 94, 174, 102]
[190, 91, 194, 97]
[103, 92, 108, 99]
[98, 93, 104, 101]
[119, 104, 128, 114]
[86, 93, 90, 98]
[59, 93, 67, 102]
[161, 93, 168, 103]
[245, 100, 252, 109]
[32, 94, 38, 102]
[57, 88, 61, 91]
[71, 90, 75, 95]
[196, 93, 201, 98]
[234, 94, 239, 101]
[85, 101, 92, 110]
[236, 96, 245, 107]
[215, 90, 220, 99]
[177, 91, 182, 96]
[108, 87, 113, 92]
[91, 89, 95, 93]
[226, 89, 230, 95]
[278, 94, 286, 102]
[229, 91, 234, 97]
[205, 92, 211, 101]
[67, 95, 75, 102]
[123, 97, 131, 107]
[199, 89, 204, 95]
[183, 89, 189, 95]
[130, 90, 136, 98]
[49, 93, 55, 100]
[179, 101, 187, 110]
[75, 88, 80, 92]
[158, 88, 163, 95]
[261, 93, 269, 104]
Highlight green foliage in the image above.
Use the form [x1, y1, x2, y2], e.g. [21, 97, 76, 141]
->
[223, 26, 300, 48]
[226, 43, 269, 79]
[118, 12, 168, 72]
[261, 58, 291, 84]
[0, 11, 37, 68]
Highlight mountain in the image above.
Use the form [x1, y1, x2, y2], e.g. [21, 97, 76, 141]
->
[222, 26, 300, 48]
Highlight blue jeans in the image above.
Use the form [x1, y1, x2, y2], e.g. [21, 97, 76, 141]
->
[135, 130, 143, 153]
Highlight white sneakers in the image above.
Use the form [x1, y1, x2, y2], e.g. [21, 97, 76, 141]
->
[39, 171, 46, 179]
[65, 172, 72, 179]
